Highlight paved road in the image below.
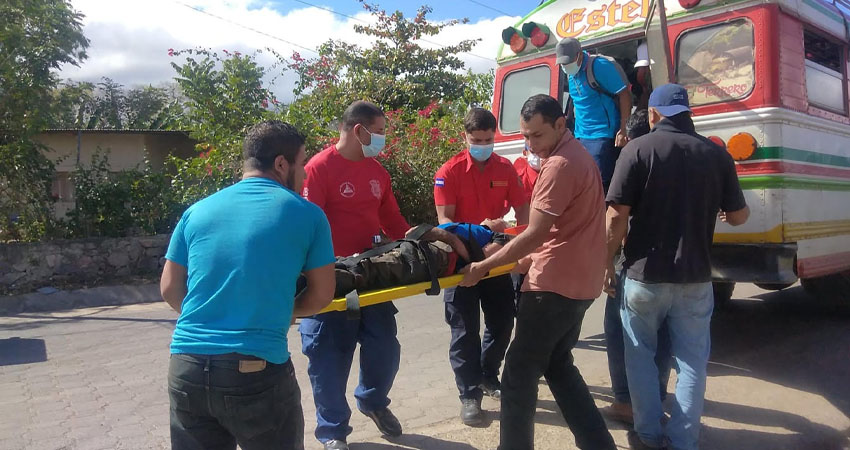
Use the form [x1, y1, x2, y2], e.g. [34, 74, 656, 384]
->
[1, 284, 848, 449]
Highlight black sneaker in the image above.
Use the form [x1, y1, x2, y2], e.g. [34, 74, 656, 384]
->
[460, 398, 484, 426]
[361, 408, 403, 437]
[480, 378, 501, 399]
[627, 430, 667, 450]
[323, 439, 349, 450]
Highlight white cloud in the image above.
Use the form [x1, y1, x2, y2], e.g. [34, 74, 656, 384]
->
[60, 0, 517, 102]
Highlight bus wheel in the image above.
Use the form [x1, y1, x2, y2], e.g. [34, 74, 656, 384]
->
[801, 272, 850, 303]
[712, 281, 736, 308]
[754, 282, 795, 291]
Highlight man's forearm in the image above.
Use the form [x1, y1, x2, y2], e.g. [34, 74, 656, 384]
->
[619, 91, 631, 130]
[606, 209, 629, 263]
[479, 228, 546, 272]
[163, 295, 183, 314]
[293, 287, 333, 317]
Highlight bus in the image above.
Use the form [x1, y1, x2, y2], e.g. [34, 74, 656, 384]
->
[492, 0, 850, 303]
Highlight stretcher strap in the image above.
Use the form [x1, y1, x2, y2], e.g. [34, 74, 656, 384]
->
[345, 290, 361, 320]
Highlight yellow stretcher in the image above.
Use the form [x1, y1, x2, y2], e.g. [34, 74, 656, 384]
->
[317, 263, 516, 314]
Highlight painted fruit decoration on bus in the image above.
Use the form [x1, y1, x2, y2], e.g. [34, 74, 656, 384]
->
[677, 20, 755, 106]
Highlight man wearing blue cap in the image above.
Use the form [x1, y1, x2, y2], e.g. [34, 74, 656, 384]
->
[604, 84, 750, 450]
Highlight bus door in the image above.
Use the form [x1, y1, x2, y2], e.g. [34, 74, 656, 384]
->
[644, 0, 674, 88]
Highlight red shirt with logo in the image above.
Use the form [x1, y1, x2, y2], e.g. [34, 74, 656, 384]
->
[434, 150, 526, 224]
[303, 146, 410, 257]
[512, 157, 539, 204]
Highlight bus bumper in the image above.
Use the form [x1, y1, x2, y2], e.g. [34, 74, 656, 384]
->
[710, 243, 798, 284]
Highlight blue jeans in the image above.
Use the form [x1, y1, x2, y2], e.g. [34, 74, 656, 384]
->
[604, 270, 673, 403]
[299, 302, 400, 443]
[577, 137, 617, 194]
[621, 278, 713, 450]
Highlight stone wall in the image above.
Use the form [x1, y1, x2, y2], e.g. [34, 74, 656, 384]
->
[0, 235, 169, 294]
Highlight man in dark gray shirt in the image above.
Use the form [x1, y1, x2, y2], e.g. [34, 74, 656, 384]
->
[604, 84, 749, 450]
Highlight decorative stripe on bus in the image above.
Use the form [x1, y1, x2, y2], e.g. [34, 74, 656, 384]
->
[737, 161, 850, 179]
[714, 219, 850, 243]
[737, 175, 850, 191]
[800, 0, 844, 24]
[744, 147, 850, 168]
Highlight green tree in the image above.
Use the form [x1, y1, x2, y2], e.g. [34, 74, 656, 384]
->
[286, 1, 485, 129]
[51, 78, 181, 129]
[167, 48, 282, 205]
[0, 0, 88, 241]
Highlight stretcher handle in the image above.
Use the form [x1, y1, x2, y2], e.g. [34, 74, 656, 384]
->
[317, 263, 516, 314]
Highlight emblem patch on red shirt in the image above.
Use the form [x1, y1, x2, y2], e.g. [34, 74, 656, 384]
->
[490, 180, 508, 188]
[370, 179, 382, 199]
[340, 181, 355, 198]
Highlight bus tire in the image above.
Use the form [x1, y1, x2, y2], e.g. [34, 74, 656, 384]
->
[712, 281, 735, 308]
[754, 282, 795, 291]
[801, 272, 850, 303]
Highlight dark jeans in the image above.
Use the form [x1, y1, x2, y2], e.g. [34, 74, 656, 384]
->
[299, 302, 400, 443]
[604, 269, 673, 403]
[577, 137, 617, 194]
[444, 274, 515, 400]
[169, 353, 304, 450]
[500, 291, 615, 450]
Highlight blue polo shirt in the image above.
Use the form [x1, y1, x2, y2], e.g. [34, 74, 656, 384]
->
[568, 51, 628, 140]
[166, 177, 334, 364]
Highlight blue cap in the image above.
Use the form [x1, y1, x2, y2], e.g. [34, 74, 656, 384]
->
[648, 83, 691, 117]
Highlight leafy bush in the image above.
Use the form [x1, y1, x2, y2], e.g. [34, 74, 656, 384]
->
[66, 151, 181, 238]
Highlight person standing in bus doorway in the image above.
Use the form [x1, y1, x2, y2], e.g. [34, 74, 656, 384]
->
[557, 37, 632, 193]
[459, 94, 616, 450]
[433, 107, 530, 426]
[600, 109, 674, 426]
[299, 101, 411, 450]
[162, 120, 336, 450]
[605, 84, 749, 450]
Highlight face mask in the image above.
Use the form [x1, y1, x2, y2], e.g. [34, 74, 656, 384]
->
[468, 143, 494, 162]
[561, 62, 580, 76]
[357, 126, 385, 158]
[527, 153, 541, 171]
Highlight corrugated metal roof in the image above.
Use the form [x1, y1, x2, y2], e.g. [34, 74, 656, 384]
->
[40, 129, 191, 134]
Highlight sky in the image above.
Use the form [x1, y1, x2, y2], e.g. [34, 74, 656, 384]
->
[59, 0, 537, 102]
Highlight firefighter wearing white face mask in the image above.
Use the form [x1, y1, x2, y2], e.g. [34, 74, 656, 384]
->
[512, 145, 540, 205]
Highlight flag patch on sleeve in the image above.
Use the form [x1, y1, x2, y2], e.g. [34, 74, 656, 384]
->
[435, 178, 445, 187]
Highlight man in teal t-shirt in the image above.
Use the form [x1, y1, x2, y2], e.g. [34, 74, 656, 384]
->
[161, 120, 336, 450]
[557, 37, 633, 193]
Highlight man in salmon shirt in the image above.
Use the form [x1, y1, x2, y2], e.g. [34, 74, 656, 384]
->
[433, 107, 529, 426]
[299, 101, 410, 450]
[460, 94, 615, 450]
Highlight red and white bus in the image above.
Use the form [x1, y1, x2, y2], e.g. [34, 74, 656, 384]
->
[492, 0, 850, 303]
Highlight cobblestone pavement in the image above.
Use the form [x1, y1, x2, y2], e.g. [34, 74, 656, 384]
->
[1, 284, 849, 449]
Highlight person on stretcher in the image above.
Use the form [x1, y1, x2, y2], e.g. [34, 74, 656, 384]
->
[305, 220, 514, 298]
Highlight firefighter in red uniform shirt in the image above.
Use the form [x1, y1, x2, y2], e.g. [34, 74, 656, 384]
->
[513, 146, 541, 204]
[510, 146, 541, 309]
[300, 101, 410, 450]
[433, 108, 530, 425]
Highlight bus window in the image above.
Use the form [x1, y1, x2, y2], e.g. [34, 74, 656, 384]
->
[676, 20, 755, 106]
[499, 65, 551, 134]
[804, 30, 847, 113]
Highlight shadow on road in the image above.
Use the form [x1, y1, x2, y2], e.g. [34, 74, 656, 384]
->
[350, 433, 478, 450]
[0, 337, 47, 366]
[573, 285, 850, 449]
[0, 309, 176, 332]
